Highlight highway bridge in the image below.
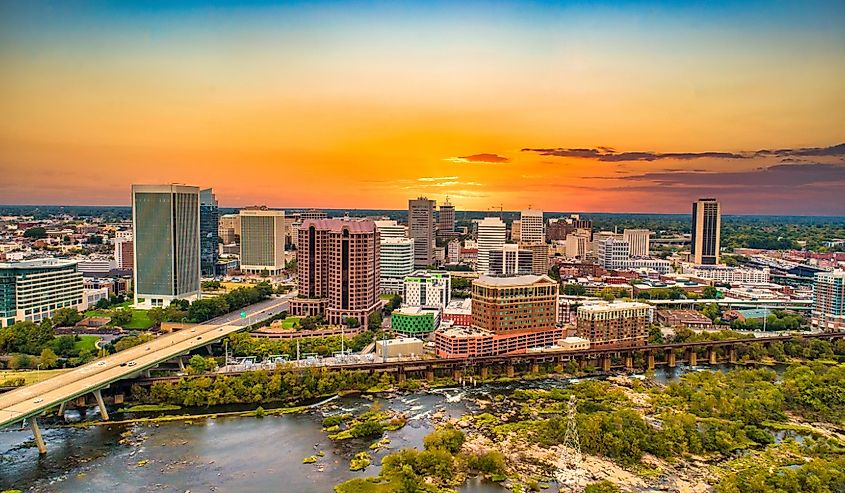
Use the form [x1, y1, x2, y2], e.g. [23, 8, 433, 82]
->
[0, 294, 294, 452]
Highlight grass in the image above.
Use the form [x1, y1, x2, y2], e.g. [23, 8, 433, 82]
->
[280, 316, 301, 329]
[124, 309, 154, 330]
[83, 308, 154, 330]
[0, 368, 71, 385]
[74, 335, 100, 353]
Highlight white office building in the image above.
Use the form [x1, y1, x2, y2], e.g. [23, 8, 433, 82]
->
[597, 238, 631, 269]
[623, 229, 651, 257]
[240, 209, 286, 276]
[374, 220, 408, 239]
[380, 237, 415, 294]
[403, 270, 451, 308]
[0, 259, 84, 327]
[519, 209, 545, 243]
[477, 217, 506, 274]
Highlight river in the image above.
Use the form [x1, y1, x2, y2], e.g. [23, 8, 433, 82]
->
[0, 364, 770, 492]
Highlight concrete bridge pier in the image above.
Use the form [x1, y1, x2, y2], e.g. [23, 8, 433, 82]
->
[397, 369, 406, 386]
[624, 353, 633, 370]
[688, 349, 697, 367]
[93, 389, 109, 421]
[57, 401, 66, 417]
[667, 351, 677, 368]
[601, 356, 611, 372]
[729, 347, 737, 364]
[28, 416, 47, 455]
[178, 358, 186, 371]
[480, 367, 489, 380]
[425, 369, 434, 382]
[531, 362, 540, 374]
[708, 347, 717, 365]
[506, 363, 515, 378]
[647, 352, 655, 370]
[453, 369, 463, 382]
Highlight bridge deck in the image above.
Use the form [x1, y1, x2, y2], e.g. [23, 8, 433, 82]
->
[0, 296, 291, 429]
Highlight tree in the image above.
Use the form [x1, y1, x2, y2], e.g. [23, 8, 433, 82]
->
[259, 269, 270, 278]
[345, 317, 361, 328]
[23, 227, 47, 239]
[187, 354, 208, 374]
[702, 286, 719, 299]
[368, 311, 383, 330]
[548, 265, 561, 281]
[9, 353, 33, 369]
[52, 307, 83, 327]
[110, 308, 133, 327]
[95, 297, 111, 309]
[0, 320, 55, 355]
[39, 348, 58, 369]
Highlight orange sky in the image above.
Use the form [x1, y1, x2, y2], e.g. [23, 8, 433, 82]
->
[1, 2, 844, 214]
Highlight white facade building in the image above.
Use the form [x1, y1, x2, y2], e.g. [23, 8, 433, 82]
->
[597, 238, 631, 269]
[374, 220, 408, 239]
[239, 209, 286, 275]
[680, 263, 770, 284]
[519, 209, 545, 243]
[0, 259, 84, 327]
[623, 229, 650, 257]
[403, 270, 451, 308]
[476, 217, 506, 274]
[380, 237, 415, 294]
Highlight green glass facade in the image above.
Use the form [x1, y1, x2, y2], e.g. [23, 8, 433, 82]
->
[392, 310, 436, 336]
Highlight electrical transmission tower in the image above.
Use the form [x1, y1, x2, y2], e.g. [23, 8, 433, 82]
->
[555, 396, 584, 492]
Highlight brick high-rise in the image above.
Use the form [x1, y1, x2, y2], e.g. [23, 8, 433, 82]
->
[290, 219, 381, 326]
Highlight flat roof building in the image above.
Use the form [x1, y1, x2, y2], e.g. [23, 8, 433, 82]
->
[691, 198, 721, 265]
[409, 197, 436, 267]
[476, 217, 506, 275]
[0, 259, 84, 327]
[812, 270, 845, 331]
[132, 184, 201, 308]
[403, 270, 451, 308]
[380, 237, 415, 295]
[290, 219, 381, 326]
[472, 274, 558, 334]
[576, 301, 653, 348]
[239, 209, 286, 276]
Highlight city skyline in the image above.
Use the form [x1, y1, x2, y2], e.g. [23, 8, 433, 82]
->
[2, 1, 844, 215]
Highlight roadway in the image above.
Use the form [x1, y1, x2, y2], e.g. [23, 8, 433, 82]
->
[0, 294, 294, 430]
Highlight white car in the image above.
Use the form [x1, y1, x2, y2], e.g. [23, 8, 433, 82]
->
[97, 361, 106, 366]
[127, 361, 137, 367]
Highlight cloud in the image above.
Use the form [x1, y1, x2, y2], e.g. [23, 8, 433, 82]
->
[619, 162, 845, 188]
[418, 176, 459, 182]
[521, 142, 845, 163]
[445, 153, 510, 164]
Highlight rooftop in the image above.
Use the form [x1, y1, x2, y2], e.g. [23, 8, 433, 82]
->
[475, 274, 555, 287]
[0, 258, 78, 270]
[300, 218, 376, 233]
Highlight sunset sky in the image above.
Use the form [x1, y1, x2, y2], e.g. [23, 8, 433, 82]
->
[1, 1, 844, 215]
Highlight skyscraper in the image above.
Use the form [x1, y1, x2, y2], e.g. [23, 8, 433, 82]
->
[691, 198, 721, 265]
[239, 209, 286, 276]
[409, 197, 436, 267]
[476, 217, 506, 274]
[290, 219, 381, 326]
[623, 229, 650, 257]
[132, 184, 201, 307]
[519, 209, 544, 243]
[438, 199, 455, 233]
[812, 270, 845, 331]
[199, 188, 219, 276]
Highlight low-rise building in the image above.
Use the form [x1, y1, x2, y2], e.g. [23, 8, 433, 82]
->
[375, 337, 425, 358]
[655, 310, 714, 329]
[391, 306, 441, 336]
[443, 298, 472, 326]
[403, 271, 450, 308]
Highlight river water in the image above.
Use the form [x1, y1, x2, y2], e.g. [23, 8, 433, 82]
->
[0, 365, 759, 492]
